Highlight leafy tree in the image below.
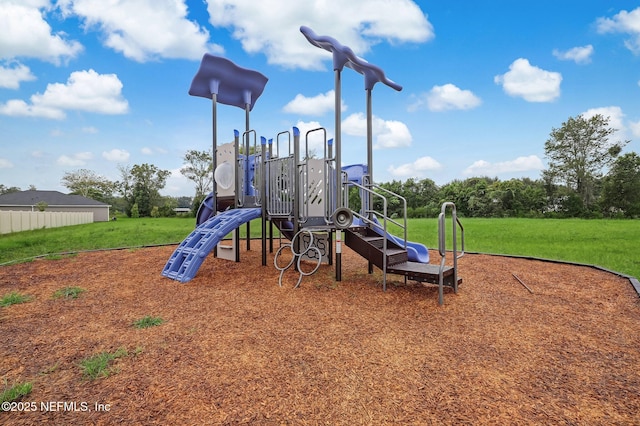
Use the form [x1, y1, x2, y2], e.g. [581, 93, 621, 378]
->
[180, 150, 213, 200]
[61, 169, 116, 202]
[0, 184, 21, 194]
[117, 164, 170, 217]
[601, 152, 640, 217]
[543, 114, 628, 211]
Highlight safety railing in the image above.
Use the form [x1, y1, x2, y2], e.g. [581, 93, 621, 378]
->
[344, 178, 407, 290]
[437, 202, 465, 304]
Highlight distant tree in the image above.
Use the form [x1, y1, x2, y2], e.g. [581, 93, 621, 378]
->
[543, 114, 628, 212]
[35, 201, 47, 212]
[61, 169, 116, 202]
[180, 150, 213, 200]
[117, 164, 170, 217]
[601, 152, 640, 217]
[0, 184, 21, 194]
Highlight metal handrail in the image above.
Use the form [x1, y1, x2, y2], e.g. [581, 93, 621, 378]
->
[344, 179, 408, 291]
[437, 202, 465, 305]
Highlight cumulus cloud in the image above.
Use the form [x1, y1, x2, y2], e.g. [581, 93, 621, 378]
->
[494, 58, 562, 102]
[58, 0, 221, 62]
[102, 149, 130, 162]
[596, 7, 640, 55]
[205, 0, 434, 69]
[0, 158, 14, 168]
[629, 120, 640, 138]
[0, 1, 83, 64]
[343, 112, 412, 149]
[283, 90, 346, 116]
[57, 152, 93, 167]
[410, 83, 482, 112]
[387, 156, 442, 178]
[581, 106, 630, 143]
[0, 69, 129, 119]
[463, 155, 544, 176]
[0, 62, 36, 89]
[552, 45, 594, 64]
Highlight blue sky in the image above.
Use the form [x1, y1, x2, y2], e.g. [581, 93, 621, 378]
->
[1, 0, 639, 197]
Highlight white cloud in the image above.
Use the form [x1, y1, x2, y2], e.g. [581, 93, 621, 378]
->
[415, 83, 482, 112]
[552, 45, 594, 64]
[57, 151, 93, 166]
[141, 147, 154, 155]
[82, 126, 98, 134]
[0, 69, 129, 119]
[283, 90, 345, 116]
[343, 112, 412, 149]
[596, 7, 640, 55]
[58, 0, 221, 62]
[494, 58, 562, 102]
[0, 1, 83, 64]
[163, 168, 192, 196]
[0, 62, 36, 89]
[102, 149, 130, 162]
[629, 120, 640, 138]
[0, 158, 14, 168]
[463, 155, 544, 176]
[205, 0, 434, 69]
[388, 156, 442, 178]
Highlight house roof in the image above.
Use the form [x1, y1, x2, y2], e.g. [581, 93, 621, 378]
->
[0, 190, 109, 207]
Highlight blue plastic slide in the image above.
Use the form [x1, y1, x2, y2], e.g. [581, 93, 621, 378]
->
[362, 217, 430, 264]
[162, 208, 262, 283]
[371, 221, 430, 263]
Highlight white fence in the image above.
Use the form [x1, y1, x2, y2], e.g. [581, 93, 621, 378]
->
[0, 211, 94, 235]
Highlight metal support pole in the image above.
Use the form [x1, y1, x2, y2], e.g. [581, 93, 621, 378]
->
[366, 88, 373, 220]
[211, 93, 218, 257]
[244, 103, 251, 252]
[261, 136, 267, 266]
[334, 69, 343, 281]
[268, 138, 274, 253]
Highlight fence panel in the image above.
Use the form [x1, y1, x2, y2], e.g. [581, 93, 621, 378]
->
[0, 211, 94, 234]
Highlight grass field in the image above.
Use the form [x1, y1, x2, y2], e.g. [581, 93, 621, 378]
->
[1, 216, 638, 279]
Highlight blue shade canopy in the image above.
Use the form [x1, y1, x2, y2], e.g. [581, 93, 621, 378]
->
[300, 26, 402, 92]
[188, 53, 269, 111]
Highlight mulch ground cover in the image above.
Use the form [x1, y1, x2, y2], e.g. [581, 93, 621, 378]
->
[1, 240, 639, 425]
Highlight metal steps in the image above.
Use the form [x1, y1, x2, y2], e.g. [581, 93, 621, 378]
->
[344, 226, 461, 289]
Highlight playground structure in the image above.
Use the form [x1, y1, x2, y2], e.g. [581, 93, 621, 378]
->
[162, 26, 464, 305]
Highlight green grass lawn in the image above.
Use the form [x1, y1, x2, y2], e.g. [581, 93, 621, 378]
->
[405, 217, 640, 279]
[1, 216, 638, 279]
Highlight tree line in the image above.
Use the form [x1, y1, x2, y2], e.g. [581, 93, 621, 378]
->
[2, 114, 638, 219]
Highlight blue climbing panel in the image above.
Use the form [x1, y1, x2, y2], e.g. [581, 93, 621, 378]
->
[162, 208, 262, 283]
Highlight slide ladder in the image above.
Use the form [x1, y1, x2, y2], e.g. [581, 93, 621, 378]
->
[162, 208, 262, 283]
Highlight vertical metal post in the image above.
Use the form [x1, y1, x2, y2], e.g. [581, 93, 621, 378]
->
[244, 103, 251, 252]
[334, 69, 343, 281]
[233, 129, 241, 263]
[261, 136, 267, 266]
[211, 92, 218, 257]
[268, 138, 274, 253]
[211, 93, 218, 207]
[293, 127, 301, 251]
[366, 88, 373, 220]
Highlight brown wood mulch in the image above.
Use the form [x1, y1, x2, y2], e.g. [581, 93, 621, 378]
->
[1, 240, 639, 425]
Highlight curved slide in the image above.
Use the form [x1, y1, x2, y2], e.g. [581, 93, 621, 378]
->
[162, 208, 262, 283]
[363, 217, 430, 264]
[373, 223, 430, 263]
